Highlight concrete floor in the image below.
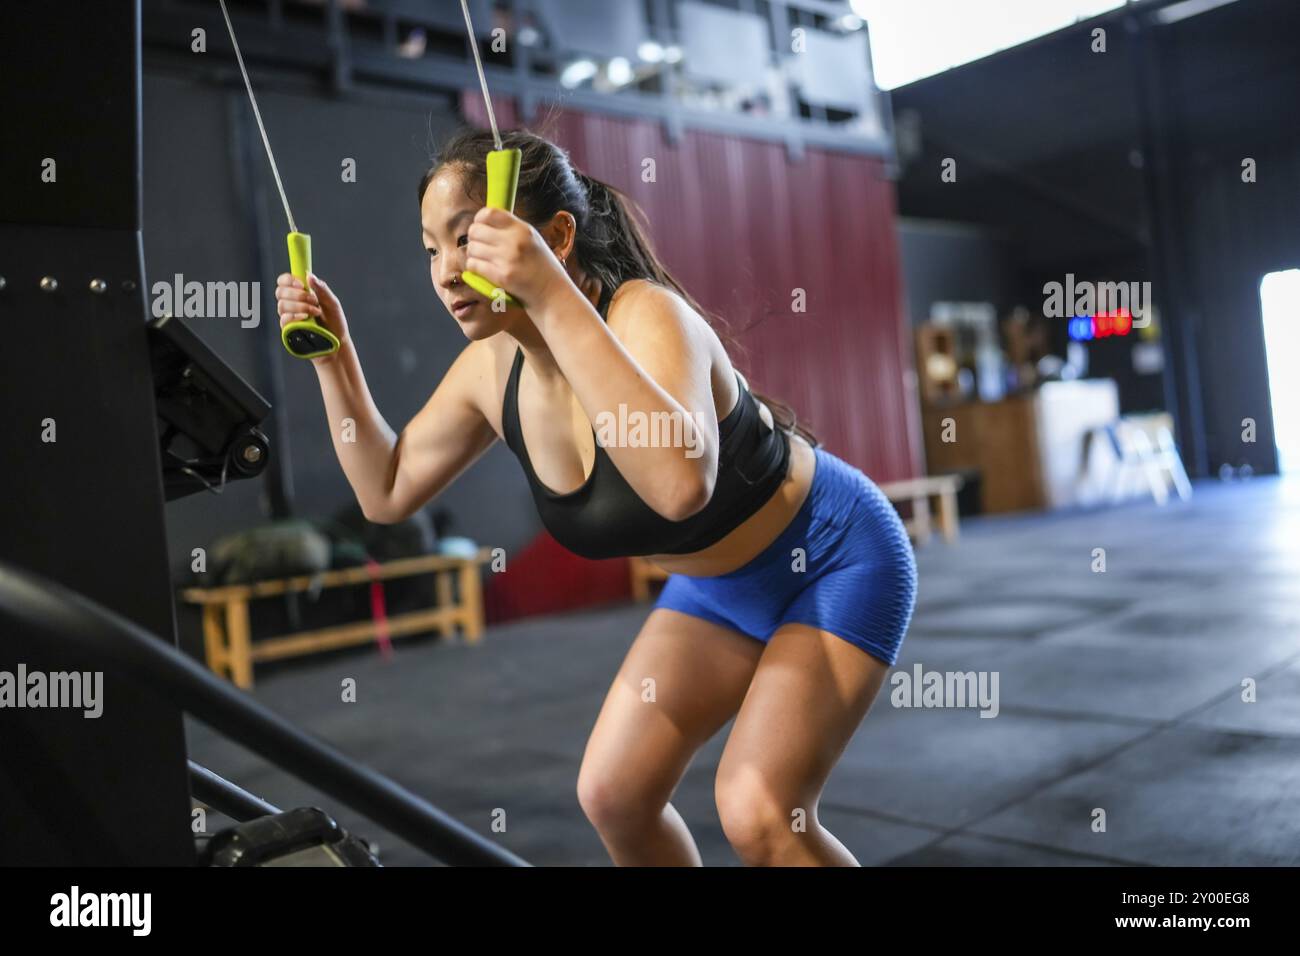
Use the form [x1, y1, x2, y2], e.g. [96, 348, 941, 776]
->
[187, 476, 1300, 866]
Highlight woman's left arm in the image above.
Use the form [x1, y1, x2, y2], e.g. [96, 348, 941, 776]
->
[465, 207, 720, 521]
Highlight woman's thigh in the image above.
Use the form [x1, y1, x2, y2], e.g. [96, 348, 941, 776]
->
[577, 607, 764, 812]
[715, 623, 892, 824]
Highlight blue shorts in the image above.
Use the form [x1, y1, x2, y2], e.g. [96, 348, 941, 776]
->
[654, 448, 917, 666]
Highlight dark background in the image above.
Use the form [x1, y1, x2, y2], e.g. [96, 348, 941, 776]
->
[890, 0, 1300, 475]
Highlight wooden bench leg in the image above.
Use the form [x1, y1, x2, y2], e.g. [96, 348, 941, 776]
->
[938, 491, 960, 544]
[224, 599, 254, 690]
[435, 571, 455, 639]
[630, 561, 650, 602]
[458, 563, 484, 644]
[911, 494, 932, 545]
[201, 604, 229, 681]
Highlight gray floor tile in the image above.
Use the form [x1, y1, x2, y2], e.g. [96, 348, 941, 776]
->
[184, 476, 1300, 866]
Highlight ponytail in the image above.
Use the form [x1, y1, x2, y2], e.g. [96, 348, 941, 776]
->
[575, 171, 819, 448]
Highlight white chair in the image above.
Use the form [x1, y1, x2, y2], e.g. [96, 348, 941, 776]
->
[1095, 420, 1192, 505]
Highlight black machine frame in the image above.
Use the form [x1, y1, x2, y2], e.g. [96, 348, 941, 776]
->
[0, 0, 526, 867]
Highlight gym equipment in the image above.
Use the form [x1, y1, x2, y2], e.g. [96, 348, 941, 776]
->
[201, 807, 381, 867]
[189, 759, 281, 822]
[1, 0, 201, 863]
[217, 0, 340, 360]
[148, 312, 271, 499]
[0, 558, 527, 866]
[0, 0, 527, 867]
[458, 0, 523, 306]
[283, 230, 340, 358]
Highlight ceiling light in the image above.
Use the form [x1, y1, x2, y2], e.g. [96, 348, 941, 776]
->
[637, 40, 665, 63]
[560, 58, 598, 88]
[1153, 0, 1242, 25]
[607, 57, 634, 86]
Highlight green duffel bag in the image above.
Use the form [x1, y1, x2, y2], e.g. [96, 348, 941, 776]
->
[202, 520, 332, 587]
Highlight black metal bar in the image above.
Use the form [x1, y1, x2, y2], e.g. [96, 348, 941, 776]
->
[189, 760, 281, 822]
[350, 50, 888, 153]
[768, 0, 807, 161]
[1127, 10, 1209, 477]
[326, 0, 351, 94]
[0, 561, 530, 867]
[511, 0, 535, 123]
[141, 3, 891, 157]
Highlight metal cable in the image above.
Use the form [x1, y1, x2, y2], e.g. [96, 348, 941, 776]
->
[217, 0, 298, 233]
[459, 0, 503, 150]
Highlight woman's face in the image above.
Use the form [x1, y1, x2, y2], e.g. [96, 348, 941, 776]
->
[420, 166, 520, 340]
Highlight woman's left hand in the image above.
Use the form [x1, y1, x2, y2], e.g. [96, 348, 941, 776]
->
[464, 207, 567, 308]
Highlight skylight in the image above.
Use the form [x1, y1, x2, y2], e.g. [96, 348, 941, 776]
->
[850, 0, 1129, 89]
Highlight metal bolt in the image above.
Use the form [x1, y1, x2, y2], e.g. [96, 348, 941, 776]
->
[39, 276, 58, 292]
[242, 445, 263, 464]
[89, 278, 108, 294]
[0, 277, 6, 291]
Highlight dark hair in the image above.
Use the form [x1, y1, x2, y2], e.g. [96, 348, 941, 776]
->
[419, 126, 816, 446]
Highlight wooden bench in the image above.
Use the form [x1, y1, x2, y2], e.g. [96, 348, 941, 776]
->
[181, 550, 490, 689]
[630, 556, 670, 602]
[876, 474, 964, 545]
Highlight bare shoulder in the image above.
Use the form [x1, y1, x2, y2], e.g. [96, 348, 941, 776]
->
[604, 278, 739, 419]
[605, 278, 711, 348]
[430, 336, 500, 422]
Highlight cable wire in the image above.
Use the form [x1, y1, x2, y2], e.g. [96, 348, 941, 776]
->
[217, 0, 298, 233]
[459, 0, 503, 151]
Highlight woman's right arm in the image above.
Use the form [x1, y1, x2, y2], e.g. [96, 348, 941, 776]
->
[276, 272, 497, 524]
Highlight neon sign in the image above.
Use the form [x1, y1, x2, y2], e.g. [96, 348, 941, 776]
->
[1069, 308, 1134, 341]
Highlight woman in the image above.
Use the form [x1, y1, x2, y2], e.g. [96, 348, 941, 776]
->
[276, 128, 917, 866]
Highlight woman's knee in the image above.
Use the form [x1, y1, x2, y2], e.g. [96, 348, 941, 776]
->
[576, 762, 668, 834]
[715, 768, 807, 862]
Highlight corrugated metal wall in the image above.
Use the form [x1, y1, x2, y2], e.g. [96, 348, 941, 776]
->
[466, 95, 922, 483]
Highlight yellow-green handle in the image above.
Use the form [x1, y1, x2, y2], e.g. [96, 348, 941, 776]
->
[288, 231, 312, 287]
[462, 148, 522, 305]
[281, 231, 341, 359]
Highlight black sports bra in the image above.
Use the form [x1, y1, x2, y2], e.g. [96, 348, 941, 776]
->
[501, 347, 791, 560]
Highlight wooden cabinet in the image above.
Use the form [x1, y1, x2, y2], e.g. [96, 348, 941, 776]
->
[922, 395, 1046, 514]
[921, 380, 1121, 514]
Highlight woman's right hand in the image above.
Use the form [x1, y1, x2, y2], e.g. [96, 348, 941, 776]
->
[275, 272, 350, 362]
